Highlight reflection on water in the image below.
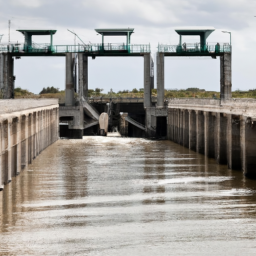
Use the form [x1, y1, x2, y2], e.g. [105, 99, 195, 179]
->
[1, 137, 256, 255]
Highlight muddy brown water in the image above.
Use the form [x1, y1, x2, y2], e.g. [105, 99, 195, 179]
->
[1, 137, 256, 255]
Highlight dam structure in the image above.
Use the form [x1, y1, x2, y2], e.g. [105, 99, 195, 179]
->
[1, 26, 256, 178]
[0, 99, 59, 191]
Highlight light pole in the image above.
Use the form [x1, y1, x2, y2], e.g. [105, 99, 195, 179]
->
[222, 31, 231, 46]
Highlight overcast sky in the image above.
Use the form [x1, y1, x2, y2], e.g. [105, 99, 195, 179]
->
[0, 0, 256, 93]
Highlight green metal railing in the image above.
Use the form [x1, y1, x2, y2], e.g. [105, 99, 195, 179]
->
[0, 43, 151, 54]
[158, 43, 231, 54]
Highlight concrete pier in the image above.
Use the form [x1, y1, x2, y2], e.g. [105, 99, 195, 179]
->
[144, 53, 151, 109]
[168, 98, 256, 178]
[65, 53, 74, 106]
[156, 53, 164, 107]
[0, 53, 15, 99]
[0, 99, 59, 191]
[78, 53, 88, 99]
[220, 53, 232, 100]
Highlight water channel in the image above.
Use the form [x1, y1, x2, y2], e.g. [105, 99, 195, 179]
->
[1, 136, 256, 255]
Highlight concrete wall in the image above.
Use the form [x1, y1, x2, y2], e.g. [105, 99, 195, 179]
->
[0, 99, 59, 191]
[167, 98, 256, 178]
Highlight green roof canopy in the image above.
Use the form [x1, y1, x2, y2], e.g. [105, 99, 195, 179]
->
[174, 27, 215, 48]
[17, 29, 57, 35]
[17, 29, 57, 47]
[95, 28, 134, 44]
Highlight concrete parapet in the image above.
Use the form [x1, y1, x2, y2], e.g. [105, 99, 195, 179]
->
[167, 98, 256, 178]
[0, 100, 59, 191]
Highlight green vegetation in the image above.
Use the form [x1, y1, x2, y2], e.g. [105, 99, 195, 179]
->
[14, 87, 34, 97]
[12, 86, 256, 101]
[39, 86, 60, 94]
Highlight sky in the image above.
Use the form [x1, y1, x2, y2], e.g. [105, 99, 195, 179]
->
[0, 0, 256, 94]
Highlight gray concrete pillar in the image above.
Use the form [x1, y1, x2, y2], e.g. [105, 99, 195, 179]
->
[16, 117, 21, 175]
[144, 53, 151, 108]
[196, 111, 204, 154]
[7, 119, 12, 183]
[219, 113, 228, 164]
[179, 110, 184, 145]
[242, 117, 256, 177]
[184, 110, 189, 148]
[208, 113, 216, 158]
[25, 115, 29, 168]
[78, 53, 88, 99]
[220, 53, 232, 100]
[189, 110, 196, 151]
[0, 121, 3, 190]
[215, 113, 220, 163]
[65, 53, 74, 106]
[231, 115, 242, 170]
[145, 108, 156, 138]
[156, 53, 164, 107]
[0, 53, 14, 99]
[204, 112, 209, 157]
[227, 114, 232, 169]
[182, 109, 186, 147]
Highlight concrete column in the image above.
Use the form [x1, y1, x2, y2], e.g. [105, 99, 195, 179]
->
[184, 110, 189, 148]
[240, 116, 246, 175]
[156, 53, 164, 107]
[231, 115, 241, 170]
[177, 109, 180, 144]
[215, 113, 220, 163]
[144, 53, 151, 108]
[227, 114, 232, 169]
[16, 117, 21, 175]
[7, 119, 12, 183]
[56, 108, 59, 141]
[208, 113, 215, 158]
[145, 108, 156, 138]
[219, 113, 228, 164]
[196, 111, 204, 154]
[189, 110, 196, 151]
[78, 53, 88, 99]
[182, 109, 186, 147]
[204, 112, 209, 157]
[220, 53, 232, 100]
[173, 109, 177, 143]
[179, 110, 184, 145]
[0, 121, 3, 190]
[242, 117, 256, 177]
[0, 53, 14, 99]
[65, 53, 74, 106]
[25, 115, 29, 168]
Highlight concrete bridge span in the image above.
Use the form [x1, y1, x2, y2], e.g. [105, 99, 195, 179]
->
[0, 99, 59, 191]
[167, 98, 256, 178]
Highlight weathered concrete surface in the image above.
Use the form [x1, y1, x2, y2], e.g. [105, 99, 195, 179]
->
[144, 53, 151, 109]
[0, 99, 59, 191]
[167, 98, 256, 178]
[65, 53, 74, 106]
[0, 53, 15, 99]
[78, 53, 88, 99]
[220, 53, 232, 100]
[156, 52, 164, 107]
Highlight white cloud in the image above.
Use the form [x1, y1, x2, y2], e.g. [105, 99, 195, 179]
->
[10, 0, 42, 8]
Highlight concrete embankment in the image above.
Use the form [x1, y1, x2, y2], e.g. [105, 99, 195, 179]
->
[0, 99, 59, 191]
[167, 98, 256, 178]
